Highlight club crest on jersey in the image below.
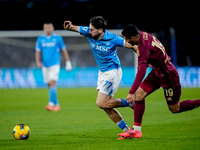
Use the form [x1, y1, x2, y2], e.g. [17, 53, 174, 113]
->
[90, 42, 95, 48]
[105, 42, 111, 46]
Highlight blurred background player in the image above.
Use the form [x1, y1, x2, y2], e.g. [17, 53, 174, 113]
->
[35, 22, 72, 111]
[64, 16, 136, 133]
[118, 24, 200, 139]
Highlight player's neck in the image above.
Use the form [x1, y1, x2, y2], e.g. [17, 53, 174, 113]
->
[97, 32, 105, 40]
[45, 32, 53, 36]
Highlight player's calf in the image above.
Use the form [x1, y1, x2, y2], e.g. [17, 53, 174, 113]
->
[96, 97, 123, 109]
[96, 92, 127, 109]
[96, 93, 134, 109]
[168, 99, 200, 114]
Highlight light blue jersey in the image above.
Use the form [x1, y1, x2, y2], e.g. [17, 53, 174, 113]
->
[79, 26, 125, 72]
[35, 33, 66, 67]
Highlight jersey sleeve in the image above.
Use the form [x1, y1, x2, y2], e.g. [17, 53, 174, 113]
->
[35, 37, 41, 51]
[79, 26, 91, 38]
[59, 36, 66, 50]
[115, 35, 125, 47]
[129, 46, 149, 94]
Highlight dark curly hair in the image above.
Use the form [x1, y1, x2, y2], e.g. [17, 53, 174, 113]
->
[89, 16, 107, 32]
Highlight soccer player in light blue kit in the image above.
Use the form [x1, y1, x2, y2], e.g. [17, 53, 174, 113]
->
[64, 16, 137, 136]
[35, 22, 72, 111]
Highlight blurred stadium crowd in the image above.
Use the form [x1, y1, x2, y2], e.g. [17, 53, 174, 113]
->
[0, 0, 199, 67]
[0, 36, 135, 68]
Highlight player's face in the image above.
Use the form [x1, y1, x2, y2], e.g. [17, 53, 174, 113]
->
[89, 24, 102, 39]
[124, 36, 138, 45]
[124, 36, 135, 45]
[43, 24, 54, 36]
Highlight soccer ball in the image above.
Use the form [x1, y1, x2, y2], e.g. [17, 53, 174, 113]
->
[13, 124, 31, 140]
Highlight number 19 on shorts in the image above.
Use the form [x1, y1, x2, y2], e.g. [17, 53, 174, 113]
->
[164, 88, 174, 101]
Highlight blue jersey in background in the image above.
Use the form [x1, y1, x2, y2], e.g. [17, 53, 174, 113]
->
[79, 26, 125, 72]
[35, 33, 66, 67]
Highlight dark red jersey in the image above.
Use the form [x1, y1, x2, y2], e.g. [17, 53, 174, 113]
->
[129, 31, 179, 94]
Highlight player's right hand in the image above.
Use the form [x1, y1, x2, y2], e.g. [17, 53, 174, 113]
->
[64, 21, 72, 30]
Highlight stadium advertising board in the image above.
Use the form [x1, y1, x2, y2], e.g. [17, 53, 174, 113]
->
[0, 67, 199, 88]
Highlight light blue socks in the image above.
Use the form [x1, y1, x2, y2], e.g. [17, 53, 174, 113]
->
[121, 99, 129, 107]
[121, 99, 134, 107]
[117, 119, 129, 131]
[49, 86, 59, 106]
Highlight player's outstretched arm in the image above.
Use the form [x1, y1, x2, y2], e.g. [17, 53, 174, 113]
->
[124, 42, 138, 53]
[64, 21, 80, 32]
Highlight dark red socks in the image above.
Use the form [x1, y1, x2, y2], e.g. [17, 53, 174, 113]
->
[134, 100, 145, 126]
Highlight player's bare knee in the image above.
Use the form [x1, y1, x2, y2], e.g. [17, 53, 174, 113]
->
[168, 104, 180, 114]
[170, 109, 179, 114]
[96, 100, 104, 109]
[134, 88, 147, 101]
[169, 107, 180, 114]
[134, 93, 144, 101]
[96, 100, 108, 109]
[96, 99, 114, 109]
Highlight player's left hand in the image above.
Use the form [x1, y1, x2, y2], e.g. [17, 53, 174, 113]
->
[65, 60, 72, 72]
[125, 94, 134, 103]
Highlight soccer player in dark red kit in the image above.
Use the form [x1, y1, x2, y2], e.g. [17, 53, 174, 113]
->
[118, 24, 200, 139]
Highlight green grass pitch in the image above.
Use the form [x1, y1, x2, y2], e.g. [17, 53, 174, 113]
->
[0, 88, 200, 150]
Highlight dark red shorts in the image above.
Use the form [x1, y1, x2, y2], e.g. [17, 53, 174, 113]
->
[140, 70, 181, 105]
